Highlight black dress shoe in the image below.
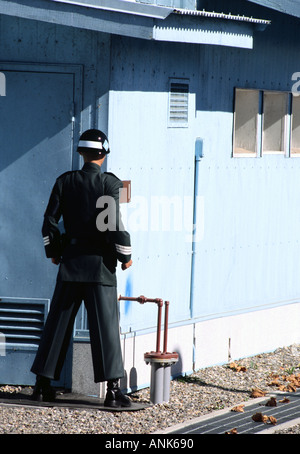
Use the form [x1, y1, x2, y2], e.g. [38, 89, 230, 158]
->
[104, 380, 131, 408]
[31, 375, 56, 402]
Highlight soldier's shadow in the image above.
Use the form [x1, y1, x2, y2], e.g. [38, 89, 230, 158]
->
[120, 367, 138, 393]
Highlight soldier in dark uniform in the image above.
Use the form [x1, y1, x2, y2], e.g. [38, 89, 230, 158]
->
[31, 129, 132, 407]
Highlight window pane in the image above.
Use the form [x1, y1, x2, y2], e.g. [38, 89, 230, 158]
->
[291, 94, 300, 155]
[263, 92, 287, 154]
[233, 89, 259, 156]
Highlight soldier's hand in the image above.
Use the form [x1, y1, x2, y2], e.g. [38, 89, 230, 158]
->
[51, 257, 60, 265]
[121, 259, 132, 270]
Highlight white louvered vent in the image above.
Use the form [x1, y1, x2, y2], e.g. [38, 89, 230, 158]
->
[0, 298, 48, 349]
[168, 79, 189, 127]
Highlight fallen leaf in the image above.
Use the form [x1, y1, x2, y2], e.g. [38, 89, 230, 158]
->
[279, 397, 290, 403]
[225, 428, 238, 434]
[265, 397, 277, 407]
[286, 384, 297, 392]
[252, 412, 268, 423]
[229, 362, 247, 372]
[251, 388, 266, 398]
[281, 374, 300, 388]
[231, 405, 245, 413]
[268, 379, 280, 386]
[288, 375, 300, 387]
[268, 416, 277, 425]
[269, 373, 279, 379]
[278, 384, 287, 391]
[252, 412, 278, 425]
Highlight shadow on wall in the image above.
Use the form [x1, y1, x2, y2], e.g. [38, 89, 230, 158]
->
[120, 368, 137, 392]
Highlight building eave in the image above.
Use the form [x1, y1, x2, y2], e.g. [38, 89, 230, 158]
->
[246, 0, 300, 19]
[51, 0, 173, 20]
[154, 9, 270, 48]
[173, 7, 271, 26]
[0, 0, 270, 48]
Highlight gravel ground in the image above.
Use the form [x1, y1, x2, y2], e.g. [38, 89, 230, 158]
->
[1, 344, 300, 434]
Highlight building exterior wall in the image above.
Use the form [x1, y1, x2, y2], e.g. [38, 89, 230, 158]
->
[110, 13, 300, 322]
[106, 11, 300, 390]
[1, 4, 300, 394]
[0, 14, 111, 387]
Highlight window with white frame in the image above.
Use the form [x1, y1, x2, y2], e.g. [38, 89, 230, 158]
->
[233, 89, 259, 157]
[262, 91, 288, 154]
[233, 88, 295, 157]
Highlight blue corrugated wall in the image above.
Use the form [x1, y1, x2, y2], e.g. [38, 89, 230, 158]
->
[0, 15, 111, 385]
[108, 8, 300, 333]
[1, 3, 300, 384]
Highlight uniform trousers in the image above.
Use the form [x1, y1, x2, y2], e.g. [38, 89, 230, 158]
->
[31, 280, 124, 383]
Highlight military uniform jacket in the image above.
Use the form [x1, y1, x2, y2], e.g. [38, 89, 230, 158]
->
[42, 162, 131, 286]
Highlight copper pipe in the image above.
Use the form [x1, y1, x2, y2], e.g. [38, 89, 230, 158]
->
[119, 295, 162, 305]
[163, 301, 169, 354]
[156, 301, 162, 353]
[119, 295, 163, 353]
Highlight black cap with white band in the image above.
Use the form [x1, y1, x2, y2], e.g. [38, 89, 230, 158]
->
[77, 129, 110, 154]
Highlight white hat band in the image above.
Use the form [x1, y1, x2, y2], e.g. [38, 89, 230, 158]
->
[78, 140, 104, 150]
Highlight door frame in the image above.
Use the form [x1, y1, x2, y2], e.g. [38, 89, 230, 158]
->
[0, 61, 83, 387]
[0, 61, 83, 170]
